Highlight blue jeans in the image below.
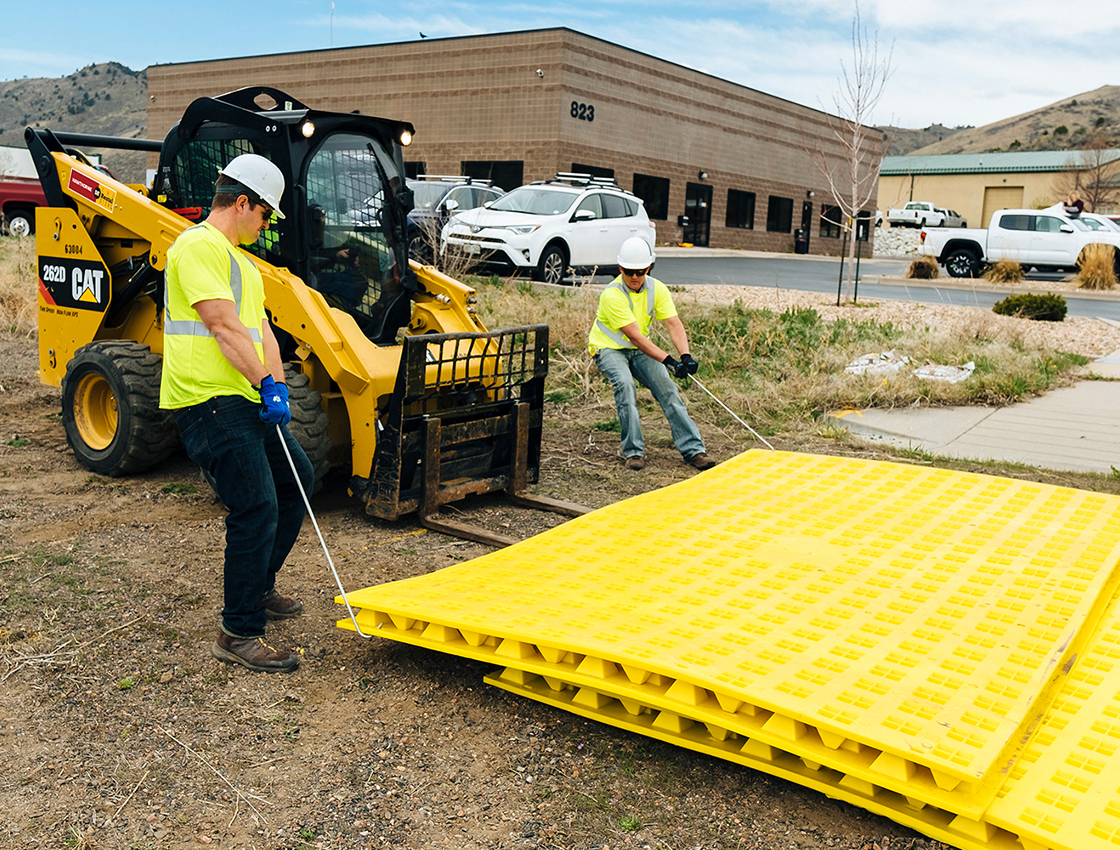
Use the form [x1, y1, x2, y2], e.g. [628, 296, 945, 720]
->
[594, 348, 706, 460]
[172, 396, 314, 638]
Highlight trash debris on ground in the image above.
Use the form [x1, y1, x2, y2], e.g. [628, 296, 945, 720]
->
[844, 351, 911, 376]
[912, 361, 975, 383]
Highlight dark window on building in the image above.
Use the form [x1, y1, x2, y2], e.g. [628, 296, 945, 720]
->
[572, 163, 615, 180]
[820, 205, 842, 238]
[632, 173, 670, 220]
[766, 196, 793, 233]
[725, 189, 755, 229]
[403, 161, 425, 179]
[461, 160, 524, 193]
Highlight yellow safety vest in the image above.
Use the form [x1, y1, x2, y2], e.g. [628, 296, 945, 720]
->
[588, 275, 674, 353]
[160, 222, 266, 409]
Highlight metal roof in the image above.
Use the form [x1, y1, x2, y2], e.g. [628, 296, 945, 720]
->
[881, 149, 1120, 176]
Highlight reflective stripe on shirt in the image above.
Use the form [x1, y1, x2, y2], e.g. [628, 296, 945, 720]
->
[163, 224, 262, 343]
[593, 278, 656, 348]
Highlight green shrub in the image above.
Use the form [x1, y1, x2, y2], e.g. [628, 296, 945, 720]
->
[992, 292, 1067, 322]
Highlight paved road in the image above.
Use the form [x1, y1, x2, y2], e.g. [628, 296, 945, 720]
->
[650, 254, 1120, 321]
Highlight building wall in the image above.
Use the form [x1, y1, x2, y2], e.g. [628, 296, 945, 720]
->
[877, 171, 1066, 229]
[147, 29, 877, 254]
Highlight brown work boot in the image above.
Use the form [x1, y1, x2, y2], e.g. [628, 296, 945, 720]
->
[212, 631, 299, 673]
[261, 587, 303, 619]
[625, 455, 645, 470]
[685, 452, 717, 471]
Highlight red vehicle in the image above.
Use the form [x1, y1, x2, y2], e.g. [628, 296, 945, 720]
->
[0, 176, 48, 236]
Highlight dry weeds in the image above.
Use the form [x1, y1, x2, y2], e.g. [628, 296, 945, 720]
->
[0, 237, 36, 335]
[1077, 243, 1119, 290]
[906, 256, 939, 279]
[983, 258, 1026, 284]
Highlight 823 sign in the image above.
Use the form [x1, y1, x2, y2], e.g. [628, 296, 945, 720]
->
[570, 101, 595, 122]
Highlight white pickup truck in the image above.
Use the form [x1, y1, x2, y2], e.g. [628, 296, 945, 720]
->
[887, 201, 964, 228]
[919, 208, 1120, 277]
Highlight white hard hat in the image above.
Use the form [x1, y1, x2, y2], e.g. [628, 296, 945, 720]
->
[617, 237, 655, 267]
[218, 154, 286, 219]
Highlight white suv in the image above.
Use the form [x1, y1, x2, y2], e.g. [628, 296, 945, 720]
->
[441, 173, 656, 284]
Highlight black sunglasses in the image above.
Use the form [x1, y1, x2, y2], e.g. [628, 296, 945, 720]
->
[621, 267, 648, 277]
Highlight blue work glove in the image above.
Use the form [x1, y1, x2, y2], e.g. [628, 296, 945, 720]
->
[257, 375, 291, 427]
[662, 355, 690, 379]
[680, 353, 699, 375]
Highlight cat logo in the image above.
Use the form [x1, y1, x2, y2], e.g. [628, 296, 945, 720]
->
[72, 267, 104, 303]
[39, 257, 110, 312]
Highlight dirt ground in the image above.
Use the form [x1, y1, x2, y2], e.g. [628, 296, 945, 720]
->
[0, 320, 969, 850]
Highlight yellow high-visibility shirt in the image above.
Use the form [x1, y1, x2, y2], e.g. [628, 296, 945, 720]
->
[160, 222, 266, 409]
[588, 275, 678, 353]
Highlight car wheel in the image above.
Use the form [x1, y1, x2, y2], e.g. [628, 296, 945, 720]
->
[7, 212, 32, 237]
[61, 341, 179, 476]
[409, 233, 431, 264]
[943, 248, 981, 278]
[919, 218, 926, 229]
[533, 244, 568, 285]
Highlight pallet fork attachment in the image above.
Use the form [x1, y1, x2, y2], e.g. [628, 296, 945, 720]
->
[352, 325, 587, 547]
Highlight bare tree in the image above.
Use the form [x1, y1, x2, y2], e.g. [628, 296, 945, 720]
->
[1052, 132, 1120, 213]
[807, 2, 894, 303]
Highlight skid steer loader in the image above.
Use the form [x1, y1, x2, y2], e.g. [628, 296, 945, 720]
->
[29, 86, 583, 546]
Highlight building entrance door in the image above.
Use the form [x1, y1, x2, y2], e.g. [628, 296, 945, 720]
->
[683, 182, 712, 246]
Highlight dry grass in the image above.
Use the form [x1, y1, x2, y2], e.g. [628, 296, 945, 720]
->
[471, 278, 1091, 442]
[905, 256, 939, 279]
[0, 237, 36, 336]
[983, 258, 1026, 284]
[1076, 243, 1119, 290]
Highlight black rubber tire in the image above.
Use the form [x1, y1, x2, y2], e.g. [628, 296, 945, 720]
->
[943, 248, 981, 278]
[61, 341, 179, 476]
[7, 211, 32, 237]
[533, 243, 568, 284]
[409, 233, 432, 265]
[284, 366, 331, 493]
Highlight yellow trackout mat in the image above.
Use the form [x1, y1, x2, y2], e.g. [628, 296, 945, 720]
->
[337, 450, 1120, 849]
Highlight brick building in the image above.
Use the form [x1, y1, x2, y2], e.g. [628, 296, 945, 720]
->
[147, 28, 878, 254]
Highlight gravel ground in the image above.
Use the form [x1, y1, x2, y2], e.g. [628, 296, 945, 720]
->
[675, 283, 1120, 358]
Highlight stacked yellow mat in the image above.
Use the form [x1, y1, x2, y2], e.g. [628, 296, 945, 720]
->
[337, 450, 1120, 850]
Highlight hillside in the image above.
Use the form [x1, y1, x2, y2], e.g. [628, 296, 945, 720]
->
[877, 123, 971, 155]
[907, 85, 1120, 155]
[0, 63, 148, 181]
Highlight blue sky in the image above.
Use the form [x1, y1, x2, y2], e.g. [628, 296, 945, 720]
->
[4, 1, 1119, 129]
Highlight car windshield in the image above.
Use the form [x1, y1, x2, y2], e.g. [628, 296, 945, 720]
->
[409, 182, 451, 210]
[490, 187, 579, 215]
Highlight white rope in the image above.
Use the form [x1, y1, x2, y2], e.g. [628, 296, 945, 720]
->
[276, 424, 374, 639]
[687, 375, 775, 450]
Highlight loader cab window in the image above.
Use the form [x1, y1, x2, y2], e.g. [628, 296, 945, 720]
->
[305, 132, 403, 339]
[165, 138, 283, 260]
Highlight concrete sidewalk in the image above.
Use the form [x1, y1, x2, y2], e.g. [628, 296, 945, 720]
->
[827, 355, 1120, 475]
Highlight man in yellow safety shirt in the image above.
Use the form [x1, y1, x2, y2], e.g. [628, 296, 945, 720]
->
[160, 153, 313, 673]
[588, 237, 716, 472]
